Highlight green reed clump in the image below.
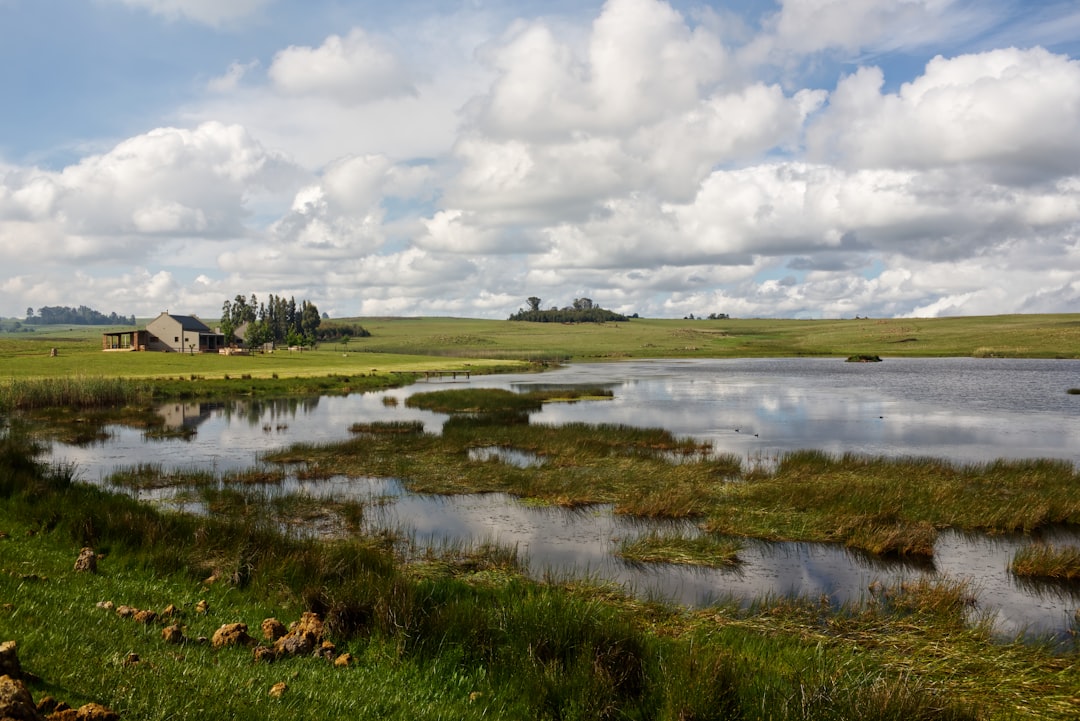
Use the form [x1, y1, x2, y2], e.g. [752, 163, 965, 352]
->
[617, 531, 742, 568]
[106, 463, 216, 490]
[407, 388, 545, 413]
[1009, 543, 1080, 582]
[348, 420, 426, 435]
[0, 375, 147, 410]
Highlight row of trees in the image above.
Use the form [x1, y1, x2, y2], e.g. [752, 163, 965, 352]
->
[26, 306, 135, 326]
[509, 297, 629, 323]
[220, 294, 322, 349]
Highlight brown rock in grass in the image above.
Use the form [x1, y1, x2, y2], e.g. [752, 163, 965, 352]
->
[114, 606, 136, 619]
[268, 682, 287, 699]
[73, 548, 96, 574]
[160, 604, 179, 619]
[333, 653, 353, 668]
[73, 703, 119, 721]
[161, 625, 185, 644]
[252, 646, 276, 664]
[260, 618, 286, 642]
[0, 674, 42, 721]
[194, 600, 209, 615]
[0, 641, 21, 680]
[34, 696, 67, 715]
[271, 612, 326, 659]
[211, 623, 253, 649]
[133, 610, 157, 625]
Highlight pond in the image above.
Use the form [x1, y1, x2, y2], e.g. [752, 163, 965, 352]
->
[50, 357, 1080, 640]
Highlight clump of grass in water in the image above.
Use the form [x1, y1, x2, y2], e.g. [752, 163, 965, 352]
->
[106, 463, 216, 490]
[1009, 543, 1080, 582]
[348, 420, 425, 435]
[616, 531, 742, 568]
[406, 386, 612, 414]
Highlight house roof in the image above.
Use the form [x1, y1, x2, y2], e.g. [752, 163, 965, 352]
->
[168, 314, 213, 333]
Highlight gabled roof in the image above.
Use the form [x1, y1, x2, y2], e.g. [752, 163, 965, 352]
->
[168, 314, 213, 332]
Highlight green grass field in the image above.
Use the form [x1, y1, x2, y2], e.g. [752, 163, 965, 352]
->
[2, 313, 1079, 383]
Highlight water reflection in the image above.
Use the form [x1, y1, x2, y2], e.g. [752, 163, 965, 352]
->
[46, 358, 1080, 640]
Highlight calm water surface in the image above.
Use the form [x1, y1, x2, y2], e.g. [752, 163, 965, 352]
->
[50, 358, 1080, 640]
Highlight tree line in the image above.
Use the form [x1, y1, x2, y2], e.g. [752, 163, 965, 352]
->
[508, 297, 629, 323]
[26, 306, 136, 326]
[220, 294, 322, 349]
[219, 294, 369, 349]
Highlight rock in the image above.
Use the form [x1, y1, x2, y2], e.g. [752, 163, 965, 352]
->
[133, 610, 157, 625]
[211, 623, 253, 649]
[260, 618, 286, 642]
[0, 641, 21, 679]
[0, 674, 42, 721]
[252, 646, 276, 664]
[123, 653, 139, 666]
[34, 696, 67, 715]
[194, 600, 209, 615]
[272, 633, 314, 658]
[94, 602, 114, 612]
[114, 606, 136, 619]
[73, 703, 119, 721]
[72, 548, 97, 574]
[160, 604, 179, 619]
[161, 625, 185, 644]
[333, 653, 353, 668]
[268, 682, 287, 699]
[45, 710, 78, 721]
[315, 641, 335, 660]
[289, 612, 324, 641]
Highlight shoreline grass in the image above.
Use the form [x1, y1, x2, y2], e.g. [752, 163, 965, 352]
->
[616, 531, 743, 568]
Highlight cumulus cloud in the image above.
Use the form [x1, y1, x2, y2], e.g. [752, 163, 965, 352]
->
[107, 0, 272, 27]
[808, 48, 1080, 184]
[0, 122, 302, 265]
[268, 28, 416, 105]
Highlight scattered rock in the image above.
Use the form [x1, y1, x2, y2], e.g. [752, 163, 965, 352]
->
[194, 600, 209, 615]
[114, 606, 136, 619]
[161, 625, 185, 644]
[0, 641, 21, 679]
[260, 618, 286, 642]
[333, 653, 352, 668]
[0, 674, 42, 721]
[211, 623, 253, 649]
[268, 682, 287, 699]
[35, 696, 67, 715]
[95, 601, 114, 612]
[133, 610, 157, 625]
[73, 702, 120, 720]
[252, 646, 276, 664]
[160, 604, 179, 619]
[123, 653, 140, 666]
[73, 548, 97, 574]
[289, 612, 324, 641]
[202, 571, 221, 585]
[315, 641, 336, 660]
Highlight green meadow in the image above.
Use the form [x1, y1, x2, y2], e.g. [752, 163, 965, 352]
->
[1, 314, 1079, 719]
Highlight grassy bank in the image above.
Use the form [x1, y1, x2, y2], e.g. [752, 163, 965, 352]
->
[1, 431, 1077, 719]
[3, 314, 1079, 386]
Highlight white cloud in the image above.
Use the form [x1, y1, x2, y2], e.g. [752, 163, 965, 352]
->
[268, 28, 416, 105]
[808, 48, 1080, 184]
[208, 61, 260, 93]
[108, 0, 272, 27]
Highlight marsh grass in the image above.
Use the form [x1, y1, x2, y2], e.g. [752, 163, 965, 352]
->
[405, 386, 613, 414]
[2, 431, 1078, 719]
[1009, 543, 1080, 582]
[348, 420, 426, 435]
[616, 531, 742, 568]
[0, 375, 146, 410]
[106, 463, 216, 490]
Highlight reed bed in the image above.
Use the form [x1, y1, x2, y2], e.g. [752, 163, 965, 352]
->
[348, 420, 426, 435]
[616, 531, 742, 568]
[1009, 543, 1080, 582]
[0, 375, 147, 410]
[106, 463, 216, 490]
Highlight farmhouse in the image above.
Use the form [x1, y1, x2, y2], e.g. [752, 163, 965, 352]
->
[102, 312, 225, 353]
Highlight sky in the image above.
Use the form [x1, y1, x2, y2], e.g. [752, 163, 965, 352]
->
[1, 0, 1079, 320]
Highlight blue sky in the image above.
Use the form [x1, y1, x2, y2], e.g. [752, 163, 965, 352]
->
[2, 0, 1079, 319]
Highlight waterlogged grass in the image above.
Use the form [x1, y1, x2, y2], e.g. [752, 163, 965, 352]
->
[405, 386, 613, 414]
[267, 426, 1080, 556]
[1010, 544, 1080, 582]
[2, 432, 1078, 719]
[0, 375, 147, 410]
[616, 531, 743, 568]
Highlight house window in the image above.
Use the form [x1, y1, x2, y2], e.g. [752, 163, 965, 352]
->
[174, 337, 179, 342]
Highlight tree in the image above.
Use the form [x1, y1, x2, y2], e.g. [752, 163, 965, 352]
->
[25, 308, 33, 319]
[527, 297, 542, 312]
[573, 297, 594, 311]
